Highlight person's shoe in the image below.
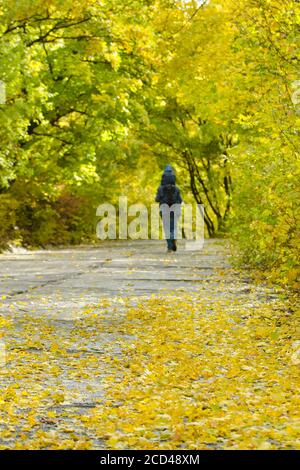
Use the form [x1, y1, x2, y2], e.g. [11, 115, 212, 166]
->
[172, 240, 177, 252]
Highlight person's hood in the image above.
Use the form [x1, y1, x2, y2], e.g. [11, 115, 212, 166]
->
[161, 164, 176, 184]
[163, 164, 174, 174]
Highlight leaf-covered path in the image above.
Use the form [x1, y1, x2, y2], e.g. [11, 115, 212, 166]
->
[0, 240, 299, 449]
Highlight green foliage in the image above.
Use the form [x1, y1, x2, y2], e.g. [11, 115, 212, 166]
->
[0, 0, 158, 246]
[225, 0, 300, 287]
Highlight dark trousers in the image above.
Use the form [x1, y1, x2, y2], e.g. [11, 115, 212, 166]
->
[160, 211, 176, 250]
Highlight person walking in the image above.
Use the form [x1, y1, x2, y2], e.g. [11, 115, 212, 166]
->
[155, 165, 183, 252]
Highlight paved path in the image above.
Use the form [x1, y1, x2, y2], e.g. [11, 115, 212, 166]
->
[0, 240, 231, 319]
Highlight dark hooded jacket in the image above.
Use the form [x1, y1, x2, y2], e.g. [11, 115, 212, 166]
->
[155, 165, 183, 206]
